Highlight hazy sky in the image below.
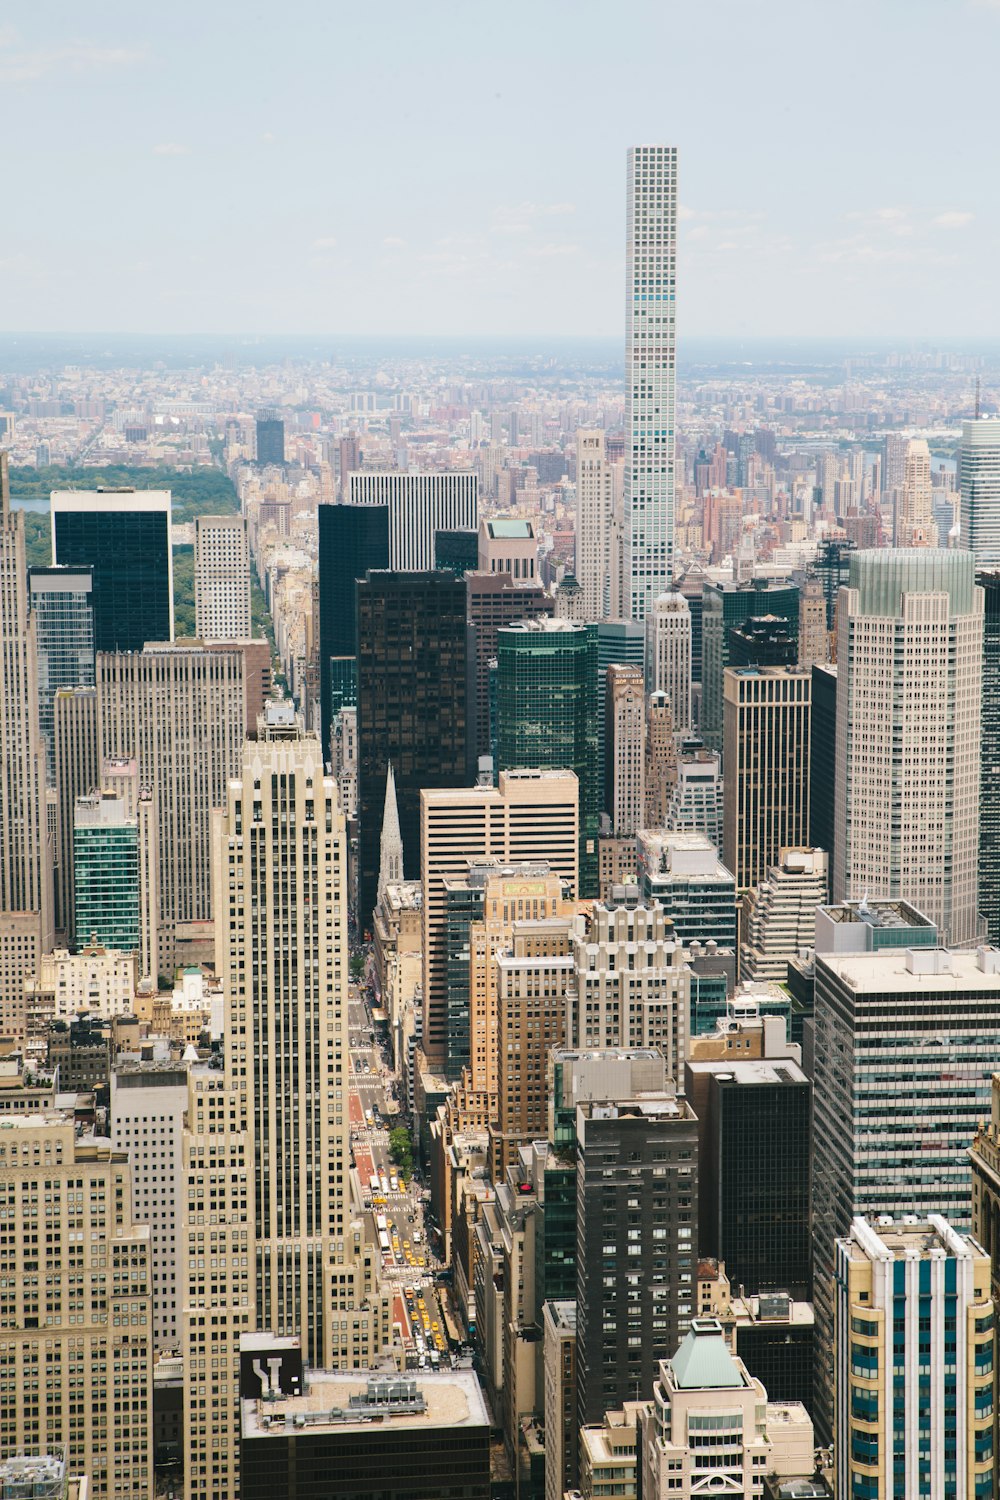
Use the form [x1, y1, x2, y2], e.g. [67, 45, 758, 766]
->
[2, 0, 998, 339]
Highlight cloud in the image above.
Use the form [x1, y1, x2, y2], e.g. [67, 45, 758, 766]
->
[0, 31, 146, 83]
[260, 131, 275, 144]
[312, 236, 338, 250]
[383, 235, 406, 249]
[153, 142, 188, 156]
[933, 210, 975, 229]
[678, 204, 697, 221]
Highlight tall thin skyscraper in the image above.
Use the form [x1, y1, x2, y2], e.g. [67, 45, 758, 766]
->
[52, 485, 173, 652]
[0, 453, 53, 1030]
[625, 144, 678, 620]
[194, 513, 251, 639]
[28, 564, 94, 782]
[833, 549, 982, 947]
[604, 662, 645, 836]
[980, 573, 1000, 944]
[895, 437, 937, 546]
[575, 429, 616, 619]
[960, 416, 1000, 568]
[215, 706, 385, 1365]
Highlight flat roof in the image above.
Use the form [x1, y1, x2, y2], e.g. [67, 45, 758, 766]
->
[241, 1369, 489, 1439]
[818, 948, 1000, 992]
[686, 1058, 808, 1087]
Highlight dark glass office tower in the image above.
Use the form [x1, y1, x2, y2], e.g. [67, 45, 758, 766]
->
[728, 616, 797, 668]
[701, 579, 799, 752]
[28, 565, 95, 781]
[980, 573, 1000, 943]
[810, 662, 837, 866]
[495, 618, 599, 897]
[575, 1092, 699, 1428]
[357, 570, 470, 929]
[434, 528, 478, 575]
[318, 502, 389, 755]
[687, 1057, 812, 1299]
[255, 408, 285, 465]
[52, 488, 172, 652]
[814, 538, 855, 631]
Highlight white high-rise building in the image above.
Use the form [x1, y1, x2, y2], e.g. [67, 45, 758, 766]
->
[348, 470, 477, 570]
[833, 549, 983, 947]
[625, 145, 678, 620]
[575, 429, 615, 618]
[605, 663, 645, 837]
[194, 513, 251, 639]
[960, 416, 1000, 568]
[645, 591, 692, 731]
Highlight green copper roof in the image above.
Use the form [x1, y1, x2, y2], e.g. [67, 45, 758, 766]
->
[488, 519, 533, 538]
[670, 1319, 744, 1389]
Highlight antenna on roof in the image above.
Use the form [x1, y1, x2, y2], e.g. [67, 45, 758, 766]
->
[975, 376, 981, 421]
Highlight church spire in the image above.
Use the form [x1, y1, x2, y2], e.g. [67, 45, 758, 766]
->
[377, 762, 403, 903]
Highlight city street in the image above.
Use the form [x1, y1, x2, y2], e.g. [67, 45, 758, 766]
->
[346, 981, 453, 1367]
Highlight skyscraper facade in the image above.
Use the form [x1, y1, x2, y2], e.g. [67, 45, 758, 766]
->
[604, 662, 645, 836]
[833, 549, 982, 947]
[194, 513, 251, 640]
[701, 578, 798, 752]
[214, 708, 388, 1366]
[496, 617, 599, 895]
[317, 500, 390, 755]
[981, 573, 1000, 944]
[644, 590, 692, 731]
[348, 471, 478, 570]
[420, 770, 579, 1069]
[624, 144, 678, 620]
[0, 1116, 154, 1500]
[960, 416, 1000, 568]
[466, 572, 552, 762]
[575, 428, 616, 619]
[255, 408, 285, 465]
[28, 564, 94, 781]
[73, 789, 141, 953]
[357, 570, 470, 927]
[722, 666, 812, 892]
[0, 454, 53, 1028]
[52, 486, 173, 652]
[98, 643, 246, 971]
[53, 684, 100, 941]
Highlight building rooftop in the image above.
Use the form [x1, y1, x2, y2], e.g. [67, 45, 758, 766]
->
[841, 1214, 987, 1265]
[487, 519, 534, 539]
[820, 897, 934, 930]
[241, 1369, 489, 1440]
[546, 1300, 577, 1332]
[686, 1058, 808, 1088]
[818, 945, 1000, 992]
[670, 1319, 746, 1390]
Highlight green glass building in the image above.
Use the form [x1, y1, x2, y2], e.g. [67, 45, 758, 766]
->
[495, 618, 599, 896]
[73, 792, 140, 953]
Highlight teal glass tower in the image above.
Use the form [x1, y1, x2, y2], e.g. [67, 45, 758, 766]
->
[73, 792, 140, 952]
[495, 618, 599, 896]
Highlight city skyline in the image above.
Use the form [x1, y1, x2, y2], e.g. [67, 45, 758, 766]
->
[2, 1, 1000, 339]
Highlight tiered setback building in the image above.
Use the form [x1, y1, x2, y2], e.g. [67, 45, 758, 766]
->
[645, 591, 692, 732]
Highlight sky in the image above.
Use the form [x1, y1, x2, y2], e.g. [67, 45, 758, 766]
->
[1, 0, 999, 341]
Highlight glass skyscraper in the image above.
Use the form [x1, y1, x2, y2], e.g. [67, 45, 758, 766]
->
[73, 792, 140, 953]
[29, 565, 95, 781]
[52, 488, 173, 653]
[317, 501, 389, 756]
[495, 618, 599, 897]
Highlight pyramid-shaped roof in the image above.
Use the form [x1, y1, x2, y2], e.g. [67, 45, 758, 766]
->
[670, 1319, 744, 1390]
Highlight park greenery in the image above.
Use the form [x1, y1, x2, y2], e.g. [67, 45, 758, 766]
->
[388, 1126, 414, 1182]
